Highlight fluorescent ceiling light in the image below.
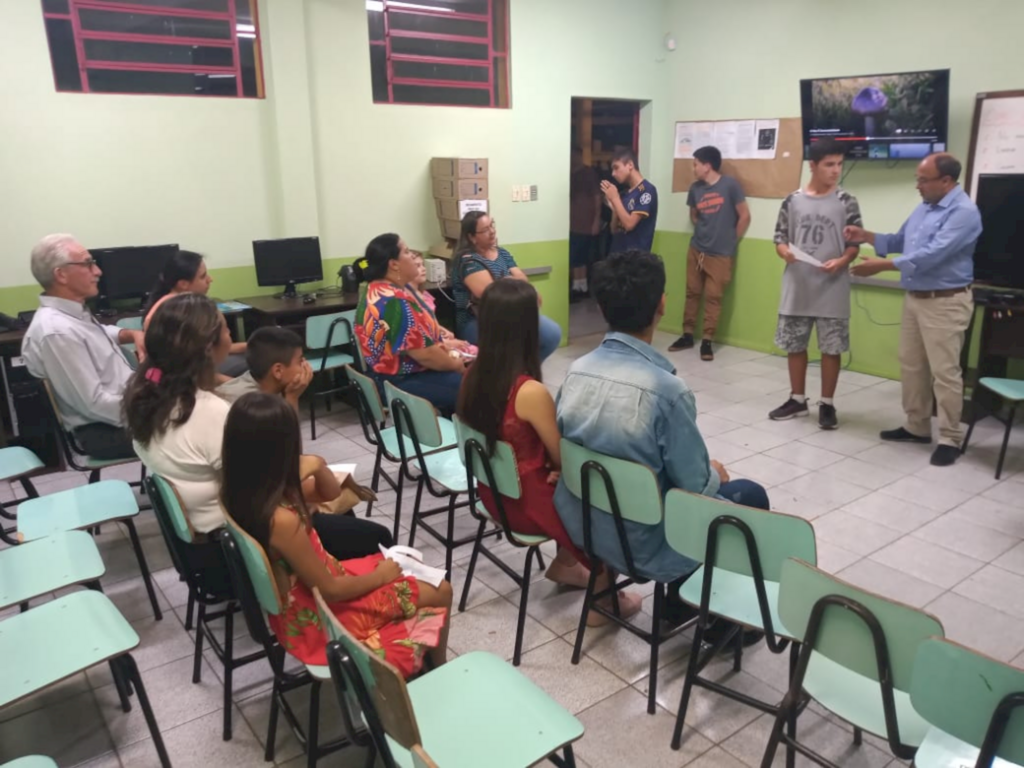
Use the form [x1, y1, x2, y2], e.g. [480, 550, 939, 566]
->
[365, 1, 455, 12]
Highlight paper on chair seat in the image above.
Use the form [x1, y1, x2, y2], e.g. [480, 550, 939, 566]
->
[379, 544, 447, 588]
[789, 245, 825, 268]
[328, 463, 357, 484]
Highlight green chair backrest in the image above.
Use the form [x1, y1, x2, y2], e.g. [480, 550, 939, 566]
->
[559, 438, 662, 524]
[664, 490, 816, 579]
[911, 637, 1024, 764]
[452, 415, 521, 500]
[149, 474, 195, 544]
[778, 558, 943, 691]
[384, 380, 444, 449]
[313, 588, 422, 750]
[116, 317, 144, 331]
[412, 746, 438, 768]
[306, 310, 355, 351]
[222, 510, 285, 616]
[346, 364, 386, 424]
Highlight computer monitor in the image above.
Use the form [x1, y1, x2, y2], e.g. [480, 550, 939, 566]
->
[252, 237, 323, 298]
[973, 174, 1024, 290]
[93, 244, 179, 308]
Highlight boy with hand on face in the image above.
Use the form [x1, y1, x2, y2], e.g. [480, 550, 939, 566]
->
[216, 326, 313, 410]
[602, 148, 658, 254]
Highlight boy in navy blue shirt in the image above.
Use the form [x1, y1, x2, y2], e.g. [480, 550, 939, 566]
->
[602, 148, 658, 253]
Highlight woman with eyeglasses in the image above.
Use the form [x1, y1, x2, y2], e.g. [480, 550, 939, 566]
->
[451, 212, 562, 362]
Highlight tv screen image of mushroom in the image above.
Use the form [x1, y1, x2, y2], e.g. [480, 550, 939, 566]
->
[799, 69, 950, 161]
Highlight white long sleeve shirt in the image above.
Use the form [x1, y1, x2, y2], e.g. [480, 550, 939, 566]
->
[21, 295, 134, 428]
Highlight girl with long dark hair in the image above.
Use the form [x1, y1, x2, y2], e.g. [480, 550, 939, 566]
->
[221, 392, 452, 673]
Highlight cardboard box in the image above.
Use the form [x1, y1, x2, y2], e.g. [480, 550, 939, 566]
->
[433, 177, 488, 200]
[431, 157, 488, 179]
[436, 198, 489, 220]
[427, 240, 454, 259]
[439, 217, 462, 240]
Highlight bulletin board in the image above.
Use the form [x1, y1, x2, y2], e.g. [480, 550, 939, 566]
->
[672, 117, 804, 199]
[964, 89, 1024, 197]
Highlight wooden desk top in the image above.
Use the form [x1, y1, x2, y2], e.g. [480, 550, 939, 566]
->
[236, 291, 359, 317]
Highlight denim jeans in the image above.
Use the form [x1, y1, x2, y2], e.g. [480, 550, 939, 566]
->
[716, 479, 771, 511]
[460, 313, 562, 362]
[375, 370, 463, 417]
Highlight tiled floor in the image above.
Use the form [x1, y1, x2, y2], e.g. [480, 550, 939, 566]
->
[3, 331, 1024, 767]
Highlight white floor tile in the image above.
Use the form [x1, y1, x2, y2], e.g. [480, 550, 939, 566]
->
[836, 559, 945, 608]
[869, 536, 984, 590]
[925, 592, 1024, 663]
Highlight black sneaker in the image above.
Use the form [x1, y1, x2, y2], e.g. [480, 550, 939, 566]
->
[700, 340, 714, 361]
[769, 397, 809, 421]
[669, 333, 694, 351]
[880, 427, 932, 444]
[930, 445, 960, 466]
[818, 402, 838, 430]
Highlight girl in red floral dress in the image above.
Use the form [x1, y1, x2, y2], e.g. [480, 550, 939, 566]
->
[221, 392, 452, 675]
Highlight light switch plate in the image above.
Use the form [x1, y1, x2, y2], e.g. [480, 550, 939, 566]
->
[512, 185, 521, 202]
[530, 184, 538, 201]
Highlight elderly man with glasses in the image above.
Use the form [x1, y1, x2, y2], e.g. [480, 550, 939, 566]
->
[845, 153, 983, 467]
[21, 233, 145, 460]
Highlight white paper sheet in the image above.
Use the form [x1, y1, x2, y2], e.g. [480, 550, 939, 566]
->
[379, 544, 447, 588]
[734, 120, 757, 158]
[674, 122, 697, 159]
[713, 121, 739, 158]
[789, 245, 824, 268]
[754, 119, 780, 159]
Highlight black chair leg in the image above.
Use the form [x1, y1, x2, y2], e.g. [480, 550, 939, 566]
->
[443, 494, 457, 579]
[647, 585, 662, 715]
[996, 406, 1016, 480]
[366, 449, 384, 518]
[307, 680, 321, 768]
[223, 607, 234, 740]
[119, 653, 172, 768]
[733, 624, 744, 673]
[123, 518, 163, 620]
[535, 547, 546, 572]
[265, 679, 281, 761]
[310, 393, 317, 442]
[512, 548, 536, 667]
[670, 617, 706, 750]
[853, 726, 863, 746]
[458, 521, 487, 612]
[184, 593, 195, 631]
[88, 468, 100, 484]
[571, 567, 600, 665]
[563, 744, 578, 768]
[406, 477, 425, 548]
[192, 603, 206, 683]
[110, 659, 133, 713]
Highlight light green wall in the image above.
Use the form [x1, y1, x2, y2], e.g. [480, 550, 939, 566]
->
[657, 0, 1024, 378]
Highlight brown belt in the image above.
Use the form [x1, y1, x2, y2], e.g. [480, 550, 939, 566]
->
[908, 286, 971, 299]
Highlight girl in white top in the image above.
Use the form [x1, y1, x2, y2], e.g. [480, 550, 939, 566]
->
[124, 294, 234, 533]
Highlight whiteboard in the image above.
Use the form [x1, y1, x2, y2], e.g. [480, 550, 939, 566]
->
[967, 92, 1024, 198]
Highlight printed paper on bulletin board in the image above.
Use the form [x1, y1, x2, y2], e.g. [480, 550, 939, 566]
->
[672, 117, 803, 199]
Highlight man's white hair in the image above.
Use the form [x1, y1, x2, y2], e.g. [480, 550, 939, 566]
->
[31, 234, 80, 289]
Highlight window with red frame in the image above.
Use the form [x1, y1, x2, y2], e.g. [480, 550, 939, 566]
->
[40, 0, 264, 98]
[366, 0, 510, 109]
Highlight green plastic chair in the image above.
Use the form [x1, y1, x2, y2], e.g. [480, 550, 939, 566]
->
[313, 588, 585, 768]
[1, 757, 58, 768]
[218, 516, 355, 764]
[664, 490, 816, 752]
[385, 381, 475, 577]
[0, 529, 105, 612]
[911, 637, 1024, 768]
[0, 590, 171, 767]
[962, 377, 1024, 479]
[345, 365, 456, 525]
[453, 415, 549, 666]
[116, 316, 144, 368]
[17, 479, 162, 620]
[306, 310, 356, 441]
[0, 446, 46, 546]
[560, 438, 694, 716]
[760, 558, 944, 767]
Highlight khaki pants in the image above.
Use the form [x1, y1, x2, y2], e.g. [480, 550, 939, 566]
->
[683, 246, 733, 340]
[899, 290, 973, 447]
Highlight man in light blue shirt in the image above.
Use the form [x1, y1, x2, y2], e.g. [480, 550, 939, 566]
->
[848, 153, 982, 466]
[554, 250, 769, 621]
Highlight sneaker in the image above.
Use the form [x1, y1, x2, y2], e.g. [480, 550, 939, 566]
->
[700, 340, 714, 361]
[930, 444, 960, 466]
[879, 427, 932, 444]
[669, 333, 694, 351]
[768, 397, 809, 421]
[818, 402, 838, 430]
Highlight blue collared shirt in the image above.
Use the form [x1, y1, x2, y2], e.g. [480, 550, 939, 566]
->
[553, 332, 714, 582]
[874, 185, 981, 291]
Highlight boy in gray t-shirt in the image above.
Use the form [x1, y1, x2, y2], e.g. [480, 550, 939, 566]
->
[670, 145, 750, 361]
[768, 139, 862, 430]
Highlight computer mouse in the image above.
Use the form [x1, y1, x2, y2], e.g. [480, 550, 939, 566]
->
[302, 294, 316, 304]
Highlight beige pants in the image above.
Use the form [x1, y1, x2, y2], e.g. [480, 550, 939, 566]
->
[899, 290, 973, 446]
[683, 246, 734, 340]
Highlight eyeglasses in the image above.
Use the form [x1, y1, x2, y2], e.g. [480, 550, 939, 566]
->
[915, 175, 943, 184]
[58, 258, 98, 269]
[475, 220, 496, 235]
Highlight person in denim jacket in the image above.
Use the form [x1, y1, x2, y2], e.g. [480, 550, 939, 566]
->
[554, 250, 770, 615]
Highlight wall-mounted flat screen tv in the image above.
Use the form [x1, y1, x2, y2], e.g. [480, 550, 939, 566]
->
[800, 69, 950, 160]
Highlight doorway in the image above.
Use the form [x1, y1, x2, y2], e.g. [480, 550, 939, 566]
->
[569, 97, 642, 341]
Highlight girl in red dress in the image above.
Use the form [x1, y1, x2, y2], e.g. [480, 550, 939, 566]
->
[456, 280, 641, 622]
[221, 392, 452, 675]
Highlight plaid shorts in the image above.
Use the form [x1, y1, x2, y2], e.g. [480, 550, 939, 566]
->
[775, 315, 850, 355]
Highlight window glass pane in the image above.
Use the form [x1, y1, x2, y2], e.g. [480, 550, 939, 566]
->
[390, 36, 487, 60]
[44, 17, 82, 91]
[238, 36, 260, 98]
[83, 39, 234, 67]
[387, 13, 487, 39]
[393, 60, 488, 84]
[42, 0, 70, 14]
[234, 0, 255, 25]
[392, 84, 489, 107]
[367, 9, 384, 42]
[79, 9, 231, 39]
[88, 68, 237, 95]
[95, 0, 229, 11]
[369, 45, 389, 102]
[402, 0, 490, 13]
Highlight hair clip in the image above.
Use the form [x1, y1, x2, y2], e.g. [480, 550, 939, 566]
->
[145, 367, 163, 384]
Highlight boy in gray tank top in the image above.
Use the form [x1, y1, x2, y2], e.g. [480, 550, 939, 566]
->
[769, 139, 862, 430]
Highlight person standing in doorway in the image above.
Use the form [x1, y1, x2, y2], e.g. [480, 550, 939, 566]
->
[768, 139, 862, 430]
[670, 146, 750, 361]
[569, 147, 602, 302]
[847, 153, 981, 467]
[602, 148, 658, 253]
